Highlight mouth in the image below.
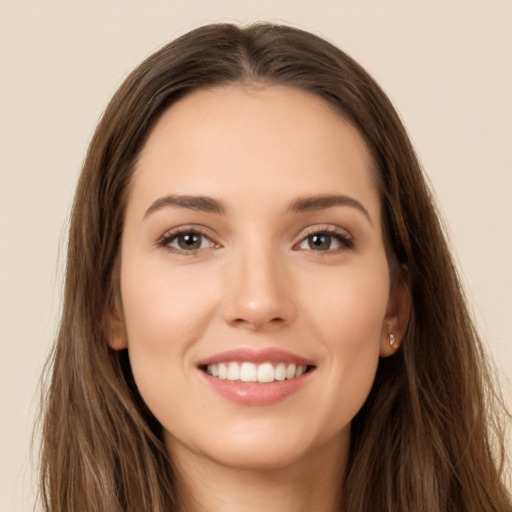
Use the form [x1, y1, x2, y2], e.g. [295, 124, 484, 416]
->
[196, 348, 315, 405]
[199, 361, 314, 383]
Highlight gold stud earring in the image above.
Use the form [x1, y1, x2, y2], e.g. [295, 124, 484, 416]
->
[389, 333, 397, 348]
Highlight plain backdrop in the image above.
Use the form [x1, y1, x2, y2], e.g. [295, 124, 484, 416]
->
[1, 1, 511, 510]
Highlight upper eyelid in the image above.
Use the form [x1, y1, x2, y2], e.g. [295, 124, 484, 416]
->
[159, 224, 216, 238]
[294, 224, 353, 240]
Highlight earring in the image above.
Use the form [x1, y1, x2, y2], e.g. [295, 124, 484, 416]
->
[389, 333, 397, 348]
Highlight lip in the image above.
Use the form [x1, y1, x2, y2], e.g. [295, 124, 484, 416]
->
[197, 348, 315, 406]
[197, 347, 315, 366]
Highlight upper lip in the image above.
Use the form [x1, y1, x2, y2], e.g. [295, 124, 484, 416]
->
[196, 348, 315, 367]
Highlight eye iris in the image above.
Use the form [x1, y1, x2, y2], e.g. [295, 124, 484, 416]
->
[309, 234, 331, 250]
[178, 233, 202, 250]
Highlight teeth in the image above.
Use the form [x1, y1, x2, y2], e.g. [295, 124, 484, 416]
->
[227, 362, 240, 381]
[286, 363, 296, 380]
[275, 363, 286, 381]
[257, 362, 274, 383]
[240, 362, 257, 382]
[296, 365, 306, 377]
[205, 362, 308, 383]
[218, 363, 227, 379]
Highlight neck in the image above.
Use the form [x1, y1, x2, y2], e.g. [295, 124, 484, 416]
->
[170, 435, 349, 512]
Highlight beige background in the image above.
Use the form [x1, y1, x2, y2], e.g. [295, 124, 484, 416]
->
[1, 1, 511, 510]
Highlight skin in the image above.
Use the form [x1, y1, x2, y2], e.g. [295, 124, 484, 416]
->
[110, 85, 410, 512]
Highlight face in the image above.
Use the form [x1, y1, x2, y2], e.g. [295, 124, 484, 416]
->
[112, 85, 409, 472]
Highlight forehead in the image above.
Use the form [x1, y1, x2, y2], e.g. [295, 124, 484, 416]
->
[129, 84, 379, 218]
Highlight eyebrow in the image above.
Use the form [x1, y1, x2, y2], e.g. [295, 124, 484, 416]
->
[143, 193, 372, 224]
[288, 194, 373, 225]
[144, 195, 226, 217]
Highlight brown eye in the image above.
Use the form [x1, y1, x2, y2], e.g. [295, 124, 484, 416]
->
[296, 230, 354, 252]
[162, 231, 216, 252]
[308, 234, 332, 251]
[177, 233, 203, 250]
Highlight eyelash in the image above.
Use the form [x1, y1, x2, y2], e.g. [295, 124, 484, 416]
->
[157, 226, 354, 255]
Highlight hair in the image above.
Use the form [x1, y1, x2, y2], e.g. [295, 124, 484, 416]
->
[38, 22, 511, 511]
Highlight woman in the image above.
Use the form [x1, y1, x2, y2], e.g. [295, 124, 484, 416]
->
[39, 23, 511, 511]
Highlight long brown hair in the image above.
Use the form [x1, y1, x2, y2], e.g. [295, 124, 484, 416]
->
[39, 23, 511, 511]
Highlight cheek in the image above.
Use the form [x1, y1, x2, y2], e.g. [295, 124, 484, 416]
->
[119, 260, 218, 409]
[300, 260, 389, 416]
[121, 261, 215, 353]
[303, 259, 390, 344]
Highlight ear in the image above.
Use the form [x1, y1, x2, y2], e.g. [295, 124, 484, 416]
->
[380, 266, 411, 357]
[107, 300, 128, 351]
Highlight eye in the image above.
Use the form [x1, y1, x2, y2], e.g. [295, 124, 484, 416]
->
[296, 230, 354, 252]
[159, 229, 218, 253]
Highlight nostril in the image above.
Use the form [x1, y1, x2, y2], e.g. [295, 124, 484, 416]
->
[221, 292, 296, 329]
[231, 316, 284, 327]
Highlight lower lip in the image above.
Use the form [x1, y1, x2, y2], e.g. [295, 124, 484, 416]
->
[200, 370, 313, 406]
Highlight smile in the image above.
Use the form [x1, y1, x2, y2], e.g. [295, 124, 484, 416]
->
[197, 348, 315, 405]
[204, 362, 309, 383]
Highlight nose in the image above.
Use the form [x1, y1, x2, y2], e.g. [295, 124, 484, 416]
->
[221, 245, 296, 331]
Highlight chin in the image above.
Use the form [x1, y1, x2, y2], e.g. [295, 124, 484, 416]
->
[191, 419, 349, 473]
[207, 440, 312, 472]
